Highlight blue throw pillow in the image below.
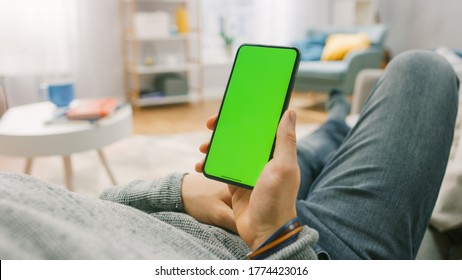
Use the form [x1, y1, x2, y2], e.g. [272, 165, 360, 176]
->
[454, 49, 462, 58]
[292, 34, 327, 61]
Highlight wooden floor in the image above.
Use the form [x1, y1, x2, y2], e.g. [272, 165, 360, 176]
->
[132, 92, 328, 134]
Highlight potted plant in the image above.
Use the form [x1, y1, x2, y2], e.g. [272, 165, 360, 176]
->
[219, 17, 235, 57]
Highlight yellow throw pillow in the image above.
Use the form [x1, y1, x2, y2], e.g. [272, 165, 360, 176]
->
[321, 33, 371, 61]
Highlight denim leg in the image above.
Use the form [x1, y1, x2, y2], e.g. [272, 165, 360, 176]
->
[296, 51, 459, 259]
[297, 120, 350, 200]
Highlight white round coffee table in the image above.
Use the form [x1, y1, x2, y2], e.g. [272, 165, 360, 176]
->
[0, 101, 132, 190]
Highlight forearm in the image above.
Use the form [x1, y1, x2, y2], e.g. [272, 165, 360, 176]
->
[99, 172, 187, 213]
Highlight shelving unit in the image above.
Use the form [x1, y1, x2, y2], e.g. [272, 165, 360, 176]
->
[354, 0, 378, 24]
[120, 0, 202, 108]
[327, 0, 378, 26]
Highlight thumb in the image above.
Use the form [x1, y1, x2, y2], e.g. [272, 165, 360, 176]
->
[273, 110, 297, 164]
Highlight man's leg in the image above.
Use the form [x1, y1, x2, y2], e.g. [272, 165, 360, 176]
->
[297, 91, 350, 200]
[296, 51, 459, 259]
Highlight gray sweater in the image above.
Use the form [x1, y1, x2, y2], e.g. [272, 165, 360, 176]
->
[0, 172, 319, 259]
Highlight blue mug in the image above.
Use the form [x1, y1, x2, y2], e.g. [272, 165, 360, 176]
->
[46, 83, 75, 107]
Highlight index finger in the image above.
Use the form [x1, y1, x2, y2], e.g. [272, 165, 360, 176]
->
[206, 115, 218, 131]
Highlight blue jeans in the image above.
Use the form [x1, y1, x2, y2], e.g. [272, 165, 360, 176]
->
[295, 51, 459, 259]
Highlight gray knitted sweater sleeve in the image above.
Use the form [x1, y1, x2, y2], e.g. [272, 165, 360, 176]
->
[99, 172, 186, 214]
[0, 172, 319, 260]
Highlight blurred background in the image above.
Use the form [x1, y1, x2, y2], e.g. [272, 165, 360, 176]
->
[0, 0, 461, 106]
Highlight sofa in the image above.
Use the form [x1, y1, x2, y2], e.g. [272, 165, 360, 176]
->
[293, 24, 388, 95]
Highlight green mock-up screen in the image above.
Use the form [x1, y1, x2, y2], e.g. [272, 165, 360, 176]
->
[203, 44, 299, 188]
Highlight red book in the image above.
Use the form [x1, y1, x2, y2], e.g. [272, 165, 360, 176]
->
[67, 98, 119, 120]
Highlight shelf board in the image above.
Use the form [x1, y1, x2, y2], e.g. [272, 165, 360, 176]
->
[130, 64, 192, 74]
[201, 56, 234, 67]
[135, 93, 196, 107]
[124, 0, 190, 3]
[127, 34, 191, 42]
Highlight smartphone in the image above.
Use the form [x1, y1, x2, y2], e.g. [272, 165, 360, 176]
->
[203, 44, 300, 189]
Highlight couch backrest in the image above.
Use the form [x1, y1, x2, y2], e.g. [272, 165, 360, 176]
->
[307, 24, 388, 49]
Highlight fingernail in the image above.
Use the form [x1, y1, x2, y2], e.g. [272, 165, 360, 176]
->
[289, 110, 296, 123]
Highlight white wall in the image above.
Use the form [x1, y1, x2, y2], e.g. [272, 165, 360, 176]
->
[73, 0, 124, 99]
[0, 0, 73, 76]
[0, 0, 124, 106]
[251, 0, 323, 46]
[378, 0, 462, 55]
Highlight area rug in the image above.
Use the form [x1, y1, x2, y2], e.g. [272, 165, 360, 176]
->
[0, 125, 317, 197]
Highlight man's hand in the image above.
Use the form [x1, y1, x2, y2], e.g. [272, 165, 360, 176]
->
[181, 173, 237, 233]
[196, 110, 300, 250]
[181, 115, 237, 233]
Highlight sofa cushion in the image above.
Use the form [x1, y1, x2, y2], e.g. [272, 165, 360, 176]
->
[321, 33, 371, 61]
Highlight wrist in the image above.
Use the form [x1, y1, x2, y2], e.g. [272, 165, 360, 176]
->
[180, 174, 193, 215]
[251, 233, 274, 252]
[249, 217, 300, 250]
[248, 217, 302, 260]
[250, 213, 298, 251]
[251, 227, 285, 251]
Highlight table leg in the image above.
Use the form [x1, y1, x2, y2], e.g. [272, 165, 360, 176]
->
[97, 149, 117, 186]
[24, 158, 33, 174]
[62, 155, 73, 191]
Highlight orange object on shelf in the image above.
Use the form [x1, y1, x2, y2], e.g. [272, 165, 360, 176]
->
[176, 5, 189, 34]
[67, 98, 120, 120]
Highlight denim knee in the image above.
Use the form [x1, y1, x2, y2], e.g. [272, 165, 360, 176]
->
[387, 50, 458, 98]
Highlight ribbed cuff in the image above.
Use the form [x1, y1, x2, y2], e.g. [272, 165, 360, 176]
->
[99, 172, 187, 213]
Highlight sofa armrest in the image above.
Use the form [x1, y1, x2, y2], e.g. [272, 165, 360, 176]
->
[344, 48, 383, 66]
[351, 69, 384, 114]
[341, 49, 383, 94]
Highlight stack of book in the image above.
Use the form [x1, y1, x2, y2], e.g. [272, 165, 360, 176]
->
[67, 98, 120, 120]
